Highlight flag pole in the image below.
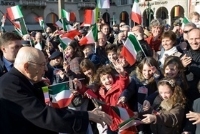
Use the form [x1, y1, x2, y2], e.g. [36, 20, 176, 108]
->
[135, 35, 147, 57]
[49, 78, 85, 87]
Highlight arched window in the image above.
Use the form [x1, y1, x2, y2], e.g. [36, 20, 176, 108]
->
[120, 11, 129, 25]
[102, 12, 110, 25]
[24, 12, 38, 24]
[45, 12, 58, 24]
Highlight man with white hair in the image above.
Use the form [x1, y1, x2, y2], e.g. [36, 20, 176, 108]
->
[0, 47, 112, 134]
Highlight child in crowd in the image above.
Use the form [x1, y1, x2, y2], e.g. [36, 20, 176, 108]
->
[82, 44, 100, 66]
[190, 12, 200, 28]
[80, 59, 96, 85]
[118, 57, 159, 134]
[95, 60, 132, 134]
[105, 44, 118, 65]
[141, 78, 186, 134]
[143, 56, 188, 112]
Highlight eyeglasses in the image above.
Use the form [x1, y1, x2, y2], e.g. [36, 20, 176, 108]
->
[183, 28, 194, 34]
[28, 61, 46, 67]
[183, 30, 189, 34]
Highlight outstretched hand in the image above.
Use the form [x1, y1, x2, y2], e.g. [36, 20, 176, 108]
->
[88, 107, 112, 127]
[186, 111, 200, 125]
[141, 114, 156, 124]
[112, 59, 125, 76]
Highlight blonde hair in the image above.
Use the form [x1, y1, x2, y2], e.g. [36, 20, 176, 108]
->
[190, 12, 200, 19]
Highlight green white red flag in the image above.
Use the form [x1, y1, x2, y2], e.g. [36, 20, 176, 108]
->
[131, 0, 142, 24]
[37, 17, 45, 29]
[55, 19, 74, 32]
[42, 83, 73, 108]
[101, 105, 136, 132]
[82, 7, 99, 26]
[59, 30, 80, 50]
[79, 24, 98, 45]
[181, 17, 190, 30]
[6, 5, 28, 35]
[182, 17, 190, 24]
[119, 117, 142, 134]
[42, 86, 50, 103]
[6, 5, 23, 21]
[61, 9, 76, 22]
[121, 34, 143, 66]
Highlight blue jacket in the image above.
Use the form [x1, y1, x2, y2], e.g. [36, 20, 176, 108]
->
[121, 75, 157, 112]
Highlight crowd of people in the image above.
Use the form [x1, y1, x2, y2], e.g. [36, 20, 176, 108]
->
[0, 11, 200, 134]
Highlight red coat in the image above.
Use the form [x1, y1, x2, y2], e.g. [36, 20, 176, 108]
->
[145, 35, 161, 52]
[98, 74, 129, 106]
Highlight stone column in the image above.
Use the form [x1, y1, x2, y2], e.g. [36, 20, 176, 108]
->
[58, 0, 65, 19]
[168, 13, 171, 25]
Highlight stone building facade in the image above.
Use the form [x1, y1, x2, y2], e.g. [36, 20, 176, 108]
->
[0, 0, 195, 31]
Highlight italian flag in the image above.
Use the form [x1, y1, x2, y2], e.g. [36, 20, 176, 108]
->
[61, 9, 70, 21]
[42, 86, 50, 103]
[6, 5, 23, 21]
[59, 30, 80, 50]
[97, 0, 110, 9]
[79, 24, 98, 45]
[61, 9, 76, 22]
[48, 83, 74, 108]
[181, 17, 190, 30]
[131, 0, 142, 24]
[55, 19, 74, 32]
[119, 117, 142, 134]
[101, 105, 136, 132]
[182, 16, 190, 24]
[61, 9, 76, 31]
[121, 34, 143, 66]
[37, 17, 45, 29]
[83, 7, 99, 26]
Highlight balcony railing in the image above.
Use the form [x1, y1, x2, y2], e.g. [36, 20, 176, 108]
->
[77, 2, 96, 9]
[19, 0, 47, 7]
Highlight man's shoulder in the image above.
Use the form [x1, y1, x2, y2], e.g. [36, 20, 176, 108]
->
[0, 69, 20, 84]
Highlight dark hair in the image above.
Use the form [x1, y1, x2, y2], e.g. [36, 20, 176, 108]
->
[0, 32, 22, 47]
[105, 44, 117, 55]
[68, 40, 84, 57]
[161, 31, 177, 45]
[95, 65, 114, 85]
[163, 56, 188, 90]
[80, 59, 96, 73]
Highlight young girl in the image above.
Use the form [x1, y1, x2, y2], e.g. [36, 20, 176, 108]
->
[118, 57, 159, 112]
[82, 45, 100, 66]
[118, 57, 159, 134]
[143, 56, 188, 112]
[95, 60, 137, 134]
[80, 59, 96, 85]
[141, 78, 186, 134]
[163, 56, 188, 91]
